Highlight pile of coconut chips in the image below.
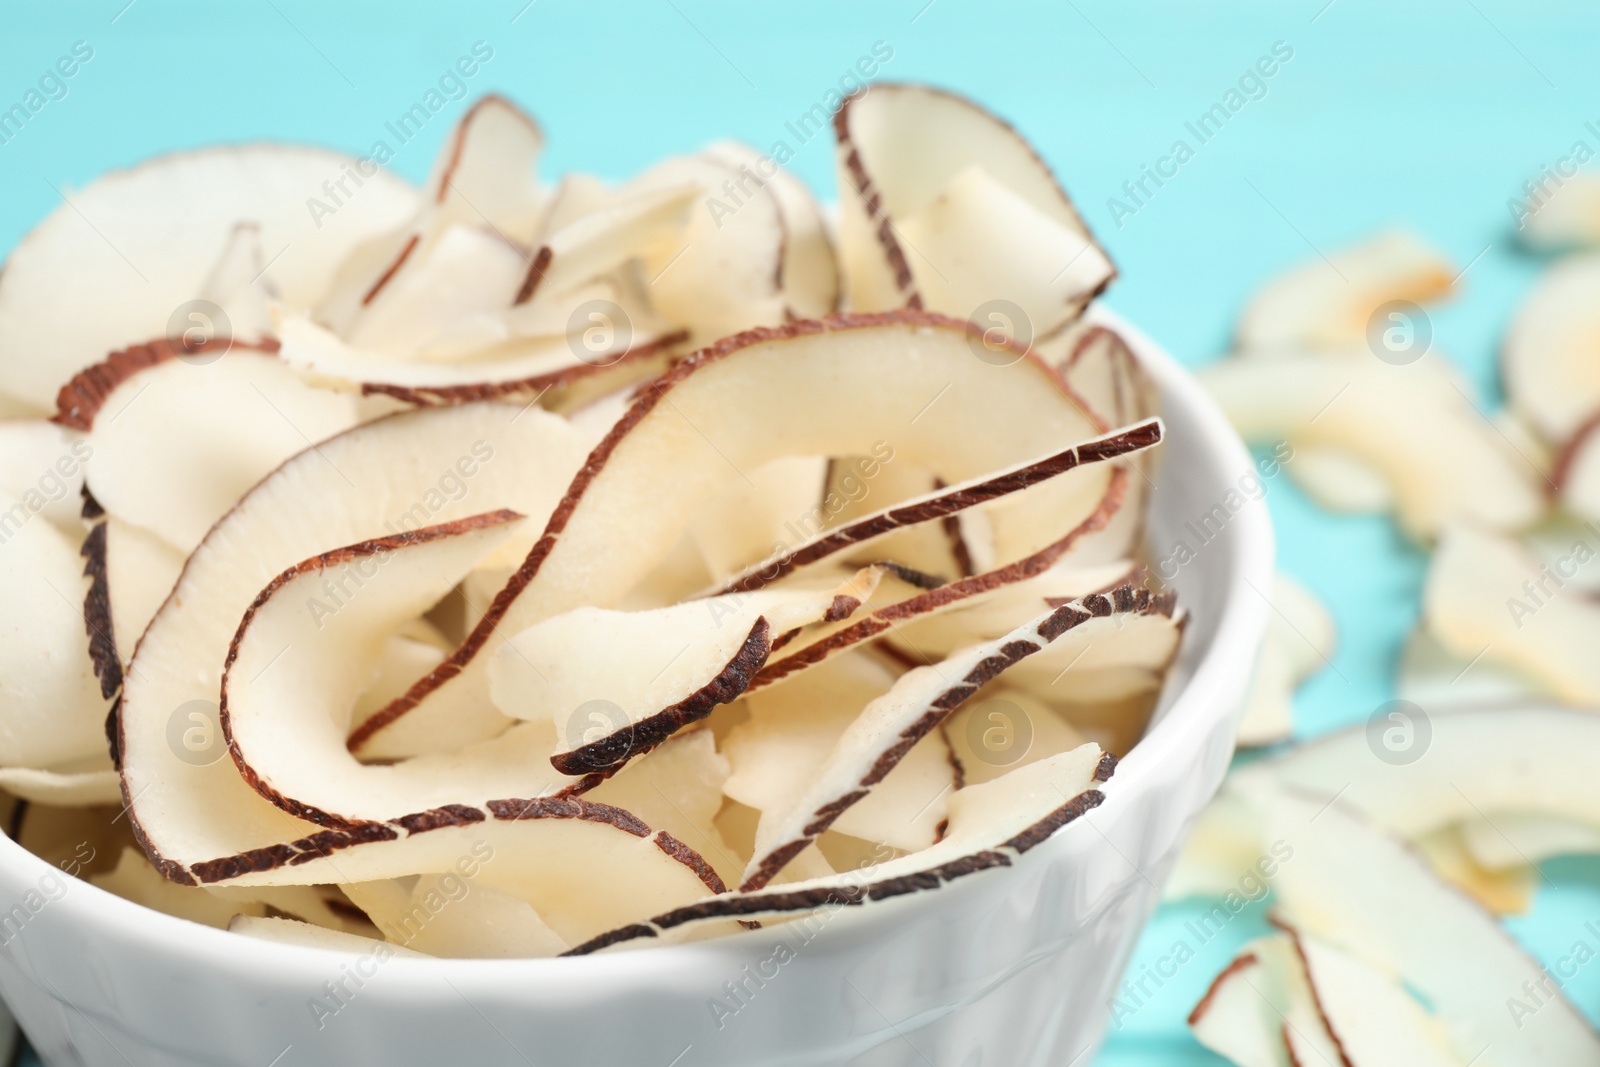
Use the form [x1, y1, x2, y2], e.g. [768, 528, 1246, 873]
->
[0, 88, 1186, 958]
[1176, 227, 1600, 1063]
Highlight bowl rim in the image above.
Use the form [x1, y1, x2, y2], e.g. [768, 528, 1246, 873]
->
[0, 305, 1274, 990]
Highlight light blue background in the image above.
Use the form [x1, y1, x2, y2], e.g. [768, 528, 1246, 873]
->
[4, 1, 1599, 1063]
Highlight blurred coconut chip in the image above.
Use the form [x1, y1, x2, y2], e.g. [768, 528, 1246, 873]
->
[1235, 574, 1335, 747]
[0, 144, 419, 413]
[1504, 254, 1600, 445]
[1201, 350, 1544, 538]
[1424, 525, 1600, 704]
[1234, 230, 1455, 351]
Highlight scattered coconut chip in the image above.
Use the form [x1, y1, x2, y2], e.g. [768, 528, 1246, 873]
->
[1424, 524, 1600, 704]
[742, 587, 1162, 890]
[1503, 254, 1600, 444]
[1395, 624, 1543, 710]
[1285, 445, 1395, 513]
[1201, 350, 1544, 538]
[1519, 174, 1600, 251]
[834, 84, 1112, 333]
[0, 144, 420, 412]
[1458, 811, 1600, 870]
[1259, 787, 1600, 1065]
[1411, 824, 1536, 916]
[1236, 574, 1335, 747]
[1235, 230, 1455, 351]
[568, 743, 1111, 954]
[1187, 932, 1344, 1067]
[229, 914, 428, 957]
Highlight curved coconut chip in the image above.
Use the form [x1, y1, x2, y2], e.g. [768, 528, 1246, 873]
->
[1424, 525, 1600, 704]
[277, 314, 690, 407]
[703, 140, 840, 321]
[833, 83, 1112, 334]
[359, 312, 1109, 751]
[742, 585, 1166, 890]
[80, 510, 188, 698]
[747, 466, 1136, 690]
[1503, 253, 1600, 444]
[0, 144, 420, 412]
[1235, 230, 1455, 351]
[0, 420, 90, 532]
[567, 743, 1112, 955]
[318, 95, 546, 335]
[1235, 573, 1335, 747]
[701, 418, 1160, 598]
[1201, 350, 1544, 538]
[0, 763, 121, 806]
[0, 488, 111, 771]
[116, 402, 591, 881]
[513, 179, 698, 306]
[56, 340, 361, 552]
[482, 567, 885, 777]
[229, 914, 429, 958]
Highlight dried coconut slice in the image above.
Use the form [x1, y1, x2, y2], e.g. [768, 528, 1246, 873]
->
[721, 653, 956, 854]
[625, 151, 789, 341]
[342, 874, 567, 958]
[277, 313, 688, 407]
[834, 83, 1112, 333]
[1236, 230, 1455, 351]
[364, 312, 1106, 749]
[81, 513, 187, 694]
[221, 512, 573, 831]
[318, 96, 545, 334]
[201, 222, 275, 345]
[705, 419, 1161, 597]
[483, 567, 884, 776]
[57, 343, 361, 552]
[1201, 351, 1544, 538]
[1519, 174, 1600, 251]
[1555, 413, 1600, 523]
[1412, 824, 1535, 916]
[943, 688, 1086, 788]
[1285, 444, 1395, 513]
[0, 761, 120, 805]
[688, 456, 831, 583]
[116, 403, 591, 877]
[1236, 574, 1335, 747]
[1503, 254, 1600, 444]
[1258, 787, 1600, 1065]
[0, 145, 420, 412]
[0, 488, 110, 769]
[1395, 624, 1542, 710]
[1458, 812, 1600, 870]
[572, 743, 1109, 954]
[748, 467, 1137, 689]
[229, 914, 427, 957]
[0, 420, 91, 532]
[703, 140, 839, 319]
[1424, 524, 1600, 704]
[1187, 932, 1344, 1067]
[514, 180, 698, 305]
[742, 587, 1157, 890]
[1230, 705, 1600, 840]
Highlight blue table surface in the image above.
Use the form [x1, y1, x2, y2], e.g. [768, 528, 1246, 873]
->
[5, 2, 1600, 1063]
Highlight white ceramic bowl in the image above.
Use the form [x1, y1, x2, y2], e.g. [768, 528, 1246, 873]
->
[0, 310, 1272, 1067]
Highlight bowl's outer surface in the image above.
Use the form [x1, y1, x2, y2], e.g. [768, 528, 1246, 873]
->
[0, 309, 1272, 1067]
